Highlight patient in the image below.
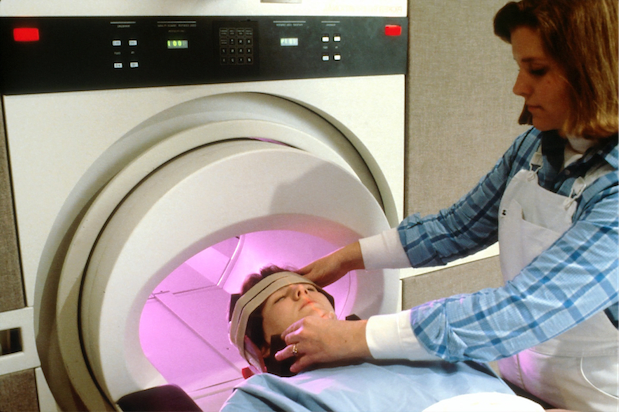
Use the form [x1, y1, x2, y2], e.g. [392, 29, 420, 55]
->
[221, 266, 541, 412]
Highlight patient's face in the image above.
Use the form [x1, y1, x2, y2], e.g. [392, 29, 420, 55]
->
[261, 283, 335, 345]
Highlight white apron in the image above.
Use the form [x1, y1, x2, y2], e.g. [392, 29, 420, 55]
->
[497, 147, 619, 411]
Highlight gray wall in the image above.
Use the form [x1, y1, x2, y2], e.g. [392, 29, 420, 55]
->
[402, 0, 528, 309]
[0, 97, 23, 312]
[0, 99, 35, 410]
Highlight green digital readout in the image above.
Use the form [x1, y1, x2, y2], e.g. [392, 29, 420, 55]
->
[280, 38, 299, 47]
[167, 40, 188, 49]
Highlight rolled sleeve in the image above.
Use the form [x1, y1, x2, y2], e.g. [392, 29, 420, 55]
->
[359, 229, 410, 269]
[366, 310, 439, 361]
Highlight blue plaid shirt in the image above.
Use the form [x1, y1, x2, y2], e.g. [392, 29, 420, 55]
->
[398, 128, 619, 362]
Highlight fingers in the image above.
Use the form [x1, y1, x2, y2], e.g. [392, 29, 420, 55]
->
[296, 263, 326, 286]
[296, 263, 312, 275]
[275, 318, 319, 372]
[274, 343, 298, 362]
[289, 354, 313, 374]
[280, 318, 304, 342]
[274, 343, 318, 374]
[324, 312, 337, 320]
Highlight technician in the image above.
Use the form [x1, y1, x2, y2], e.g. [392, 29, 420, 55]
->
[275, 1, 619, 411]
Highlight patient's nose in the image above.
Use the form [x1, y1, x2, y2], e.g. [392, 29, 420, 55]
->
[290, 284, 308, 299]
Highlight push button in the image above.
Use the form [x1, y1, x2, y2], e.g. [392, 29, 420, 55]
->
[385, 25, 402, 36]
[13, 28, 40, 42]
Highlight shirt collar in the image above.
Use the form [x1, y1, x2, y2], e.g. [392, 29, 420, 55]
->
[599, 134, 619, 170]
[541, 130, 618, 171]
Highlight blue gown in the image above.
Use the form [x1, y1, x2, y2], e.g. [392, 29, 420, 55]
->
[220, 360, 514, 411]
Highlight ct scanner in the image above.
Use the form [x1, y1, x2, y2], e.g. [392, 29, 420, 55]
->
[0, 1, 408, 410]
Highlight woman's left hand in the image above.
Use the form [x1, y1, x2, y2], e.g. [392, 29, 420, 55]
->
[275, 316, 370, 374]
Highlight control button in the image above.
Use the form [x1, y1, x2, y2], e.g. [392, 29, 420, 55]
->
[112, 40, 121, 47]
[128, 39, 138, 46]
[113, 62, 123, 69]
[130, 61, 139, 68]
[246, 56, 253, 64]
[333, 35, 341, 42]
[322, 35, 330, 43]
[13, 28, 40, 42]
[322, 54, 330, 61]
[385, 24, 403, 36]
[221, 47, 227, 55]
[333, 54, 342, 61]
[238, 57, 245, 64]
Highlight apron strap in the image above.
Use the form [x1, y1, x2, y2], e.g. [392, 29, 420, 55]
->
[564, 161, 615, 209]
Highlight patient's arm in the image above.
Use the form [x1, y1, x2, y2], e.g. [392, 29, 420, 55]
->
[275, 316, 370, 374]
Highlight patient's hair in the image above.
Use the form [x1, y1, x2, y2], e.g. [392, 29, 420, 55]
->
[242, 265, 295, 352]
[493, 0, 618, 138]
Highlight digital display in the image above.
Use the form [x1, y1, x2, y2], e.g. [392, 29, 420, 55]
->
[167, 40, 188, 49]
[280, 38, 299, 47]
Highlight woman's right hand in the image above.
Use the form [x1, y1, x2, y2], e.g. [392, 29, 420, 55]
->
[297, 242, 365, 287]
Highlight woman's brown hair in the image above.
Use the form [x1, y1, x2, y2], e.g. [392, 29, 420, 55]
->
[494, 0, 618, 139]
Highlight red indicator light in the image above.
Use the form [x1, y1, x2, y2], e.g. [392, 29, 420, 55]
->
[385, 25, 402, 37]
[13, 28, 40, 42]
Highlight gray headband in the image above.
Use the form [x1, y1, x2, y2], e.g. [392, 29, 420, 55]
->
[229, 272, 318, 364]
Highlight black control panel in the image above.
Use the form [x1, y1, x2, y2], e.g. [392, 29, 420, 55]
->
[0, 16, 407, 95]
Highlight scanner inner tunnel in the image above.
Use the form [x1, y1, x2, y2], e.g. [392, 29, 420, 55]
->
[139, 230, 356, 404]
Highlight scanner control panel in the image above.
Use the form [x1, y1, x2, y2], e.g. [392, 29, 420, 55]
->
[0, 16, 408, 94]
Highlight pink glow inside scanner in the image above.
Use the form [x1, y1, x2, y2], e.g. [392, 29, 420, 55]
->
[139, 230, 356, 408]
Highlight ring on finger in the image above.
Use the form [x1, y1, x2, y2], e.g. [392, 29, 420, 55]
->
[292, 344, 299, 356]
